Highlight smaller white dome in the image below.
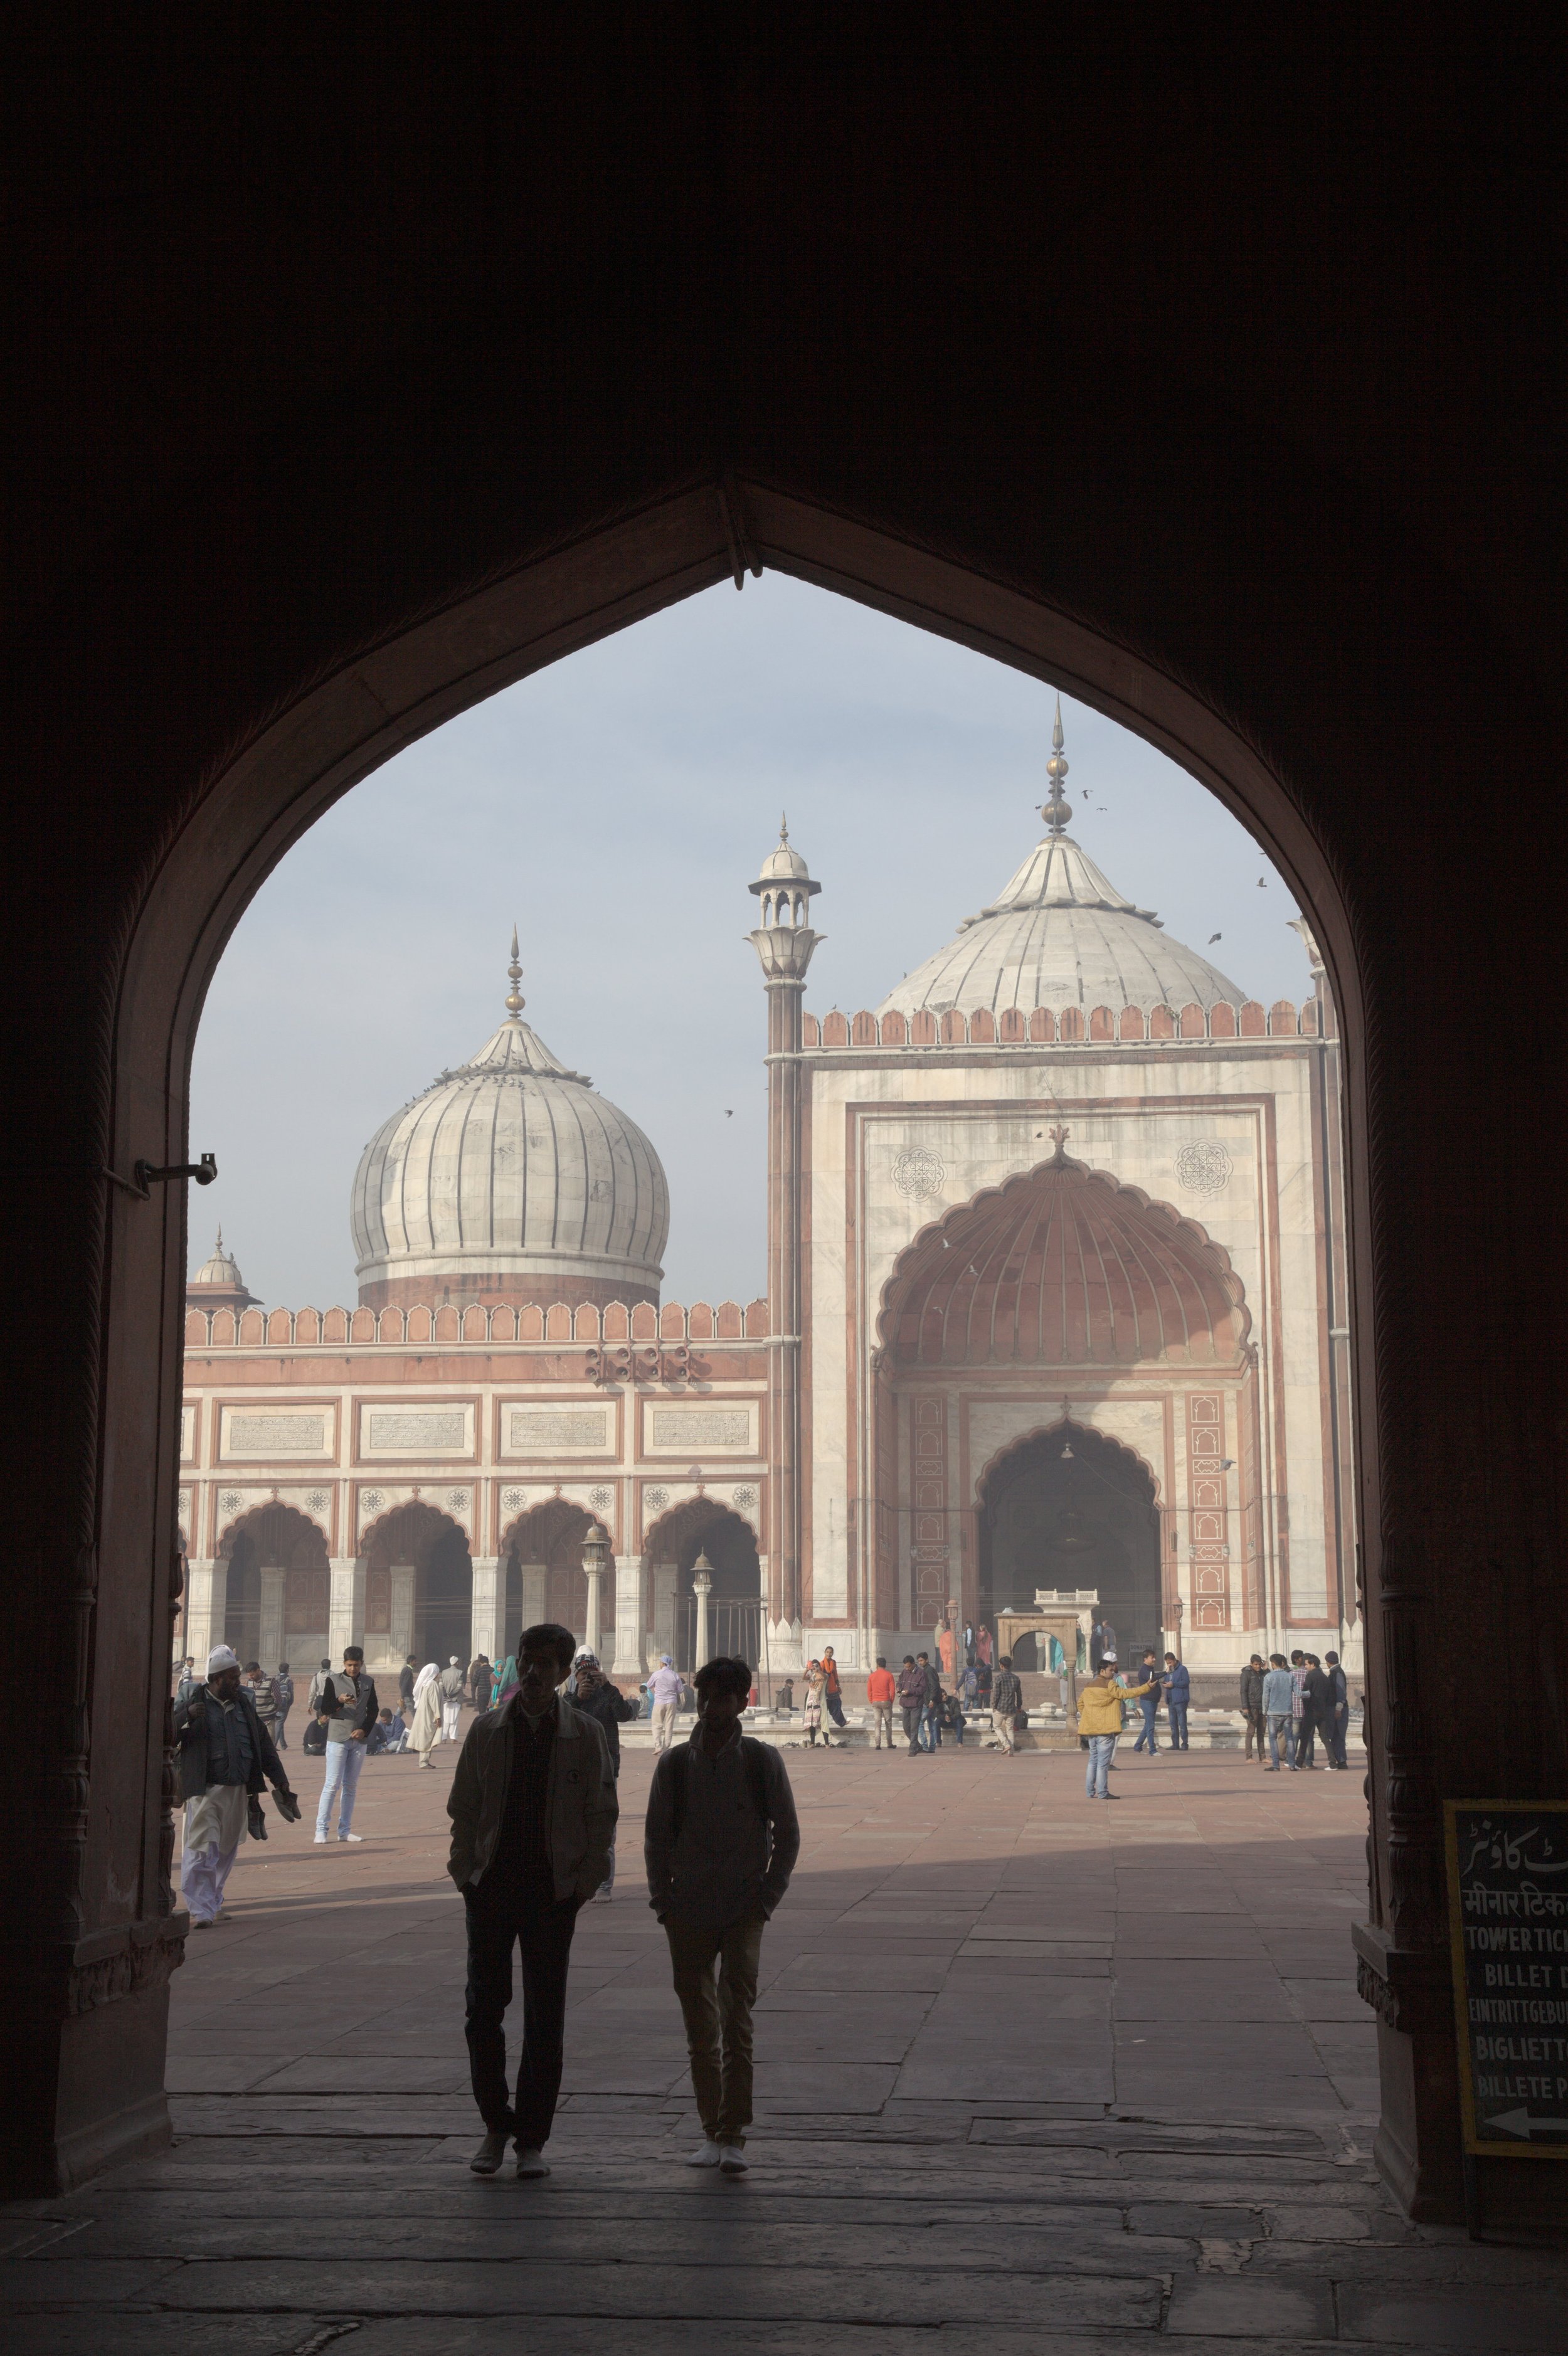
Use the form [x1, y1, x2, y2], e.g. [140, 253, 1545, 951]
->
[751, 815, 819, 894]
[193, 1229, 244, 1288]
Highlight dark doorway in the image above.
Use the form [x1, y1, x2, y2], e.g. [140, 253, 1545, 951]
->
[417, 1520, 475, 1669]
[221, 1544, 260, 1665]
[980, 1424, 1162, 1660]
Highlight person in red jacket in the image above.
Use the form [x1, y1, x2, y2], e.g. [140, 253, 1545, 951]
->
[865, 1656, 897, 1750]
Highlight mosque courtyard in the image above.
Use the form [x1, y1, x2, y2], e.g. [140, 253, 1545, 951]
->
[3, 1733, 1562, 2351]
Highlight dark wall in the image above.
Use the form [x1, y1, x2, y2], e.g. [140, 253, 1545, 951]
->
[7, 18, 1564, 2224]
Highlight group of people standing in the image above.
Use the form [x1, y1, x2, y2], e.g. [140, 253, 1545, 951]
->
[1240, 1650, 1350, 1770]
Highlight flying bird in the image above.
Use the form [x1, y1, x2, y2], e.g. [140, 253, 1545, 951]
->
[724, 1110, 733, 1118]
[1258, 876, 1268, 888]
[1208, 931, 1222, 943]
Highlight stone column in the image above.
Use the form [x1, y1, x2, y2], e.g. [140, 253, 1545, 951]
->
[388, 1564, 416, 1665]
[327, 1557, 366, 1659]
[470, 1555, 503, 1665]
[519, 1561, 547, 1637]
[612, 1556, 644, 1676]
[650, 1561, 678, 1666]
[183, 1558, 225, 1668]
[749, 830, 822, 1645]
[692, 1559, 712, 1667]
[258, 1566, 286, 1669]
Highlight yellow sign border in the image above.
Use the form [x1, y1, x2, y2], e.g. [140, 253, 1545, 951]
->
[1445, 1798, 1568, 2160]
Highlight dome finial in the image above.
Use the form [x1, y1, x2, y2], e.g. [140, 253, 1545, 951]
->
[504, 925, 525, 1020]
[1041, 696, 1073, 834]
[780, 810, 789, 843]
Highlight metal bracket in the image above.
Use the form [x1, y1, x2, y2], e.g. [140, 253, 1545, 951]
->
[132, 1152, 218, 1196]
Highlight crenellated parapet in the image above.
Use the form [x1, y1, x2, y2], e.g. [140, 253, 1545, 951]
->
[802, 997, 1323, 1048]
[184, 1295, 770, 1349]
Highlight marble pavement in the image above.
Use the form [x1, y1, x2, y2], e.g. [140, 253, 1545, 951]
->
[3, 1722, 1564, 2350]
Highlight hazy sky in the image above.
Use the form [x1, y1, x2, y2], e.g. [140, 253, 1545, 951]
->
[189, 575, 1304, 1308]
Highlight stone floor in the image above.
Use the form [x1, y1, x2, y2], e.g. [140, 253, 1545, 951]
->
[4, 1726, 1565, 2350]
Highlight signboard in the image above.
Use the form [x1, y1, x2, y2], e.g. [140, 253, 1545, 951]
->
[1445, 1801, 1568, 2157]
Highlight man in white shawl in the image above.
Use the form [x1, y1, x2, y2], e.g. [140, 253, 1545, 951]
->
[411, 1659, 443, 1768]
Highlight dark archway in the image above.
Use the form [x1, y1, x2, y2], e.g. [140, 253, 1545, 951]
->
[499, 1500, 612, 1657]
[216, 1503, 331, 1672]
[643, 1500, 762, 1671]
[980, 1425, 1162, 1660]
[361, 1501, 472, 1672]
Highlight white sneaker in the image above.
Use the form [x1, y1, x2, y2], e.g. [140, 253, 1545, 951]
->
[337, 1832, 363, 1842]
[684, 2140, 723, 2167]
[514, 2147, 549, 2178]
[313, 1833, 327, 1844]
[719, 2145, 749, 2173]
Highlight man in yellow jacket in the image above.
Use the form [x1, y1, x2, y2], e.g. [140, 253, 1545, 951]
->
[1076, 1655, 1155, 1800]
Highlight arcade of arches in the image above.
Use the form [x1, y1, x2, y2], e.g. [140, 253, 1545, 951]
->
[12, 58, 1563, 2236]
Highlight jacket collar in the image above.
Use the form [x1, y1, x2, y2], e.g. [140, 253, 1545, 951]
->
[495, 1690, 584, 1738]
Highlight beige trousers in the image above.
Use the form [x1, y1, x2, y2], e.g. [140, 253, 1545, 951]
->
[665, 1910, 766, 2148]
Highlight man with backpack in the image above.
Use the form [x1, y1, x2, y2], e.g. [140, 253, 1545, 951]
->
[644, 1655, 800, 2175]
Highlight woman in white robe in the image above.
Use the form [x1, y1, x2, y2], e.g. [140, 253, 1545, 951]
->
[411, 1660, 442, 1768]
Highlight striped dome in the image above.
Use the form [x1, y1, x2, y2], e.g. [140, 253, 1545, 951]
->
[351, 992, 668, 1311]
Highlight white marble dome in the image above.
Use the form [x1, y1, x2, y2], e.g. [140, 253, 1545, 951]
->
[351, 953, 668, 1308]
[877, 715, 1246, 1021]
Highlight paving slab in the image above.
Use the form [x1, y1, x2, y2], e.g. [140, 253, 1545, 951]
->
[11, 1741, 1549, 2352]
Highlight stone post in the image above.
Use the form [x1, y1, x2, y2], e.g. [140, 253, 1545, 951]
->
[183, 1557, 225, 1668]
[612, 1556, 644, 1677]
[258, 1566, 286, 1669]
[581, 1528, 610, 1664]
[748, 824, 822, 1649]
[327, 1557, 366, 1660]
[519, 1561, 548, 1637]
[388, 1564, 416, 1665]
[692, 1556, 713, 1668]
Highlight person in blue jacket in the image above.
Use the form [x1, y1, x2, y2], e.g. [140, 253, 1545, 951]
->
[1162, 1653, 1191, 1750]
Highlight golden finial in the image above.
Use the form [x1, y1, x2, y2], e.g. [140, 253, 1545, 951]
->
[504, 925, 525, 1019]
[1042, 696, 1073, 834]
[780, 810, 790, 842]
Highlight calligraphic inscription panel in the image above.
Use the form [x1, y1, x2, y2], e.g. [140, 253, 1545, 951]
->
[1445, 1800, 1568, 2156]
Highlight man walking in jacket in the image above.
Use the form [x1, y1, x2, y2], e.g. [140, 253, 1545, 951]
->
[896, 1655, 926, 1753]
[448, 1621, 618, 2178]
[1261, 1652, 1294, 1770]
[1239, 1655, 1266, 1763]
[990, 1654, 1023, 1754]
[1162, 1654, 1190, 1751]
[568, 1648, 641, 1897]
[272, 1661, 294, 1750]
[645, 1655, 800, 2174]
[1324, 1652, 1350, 1768]
[314, 1645, 378, 1842]
[648, 1654, 683, 1752]
[174, 1645, 301, 1925]
[1131, 1649, 1165, 1755]
[866, 1655, 897, 1749]
[1076, 1657, 1155, 1798]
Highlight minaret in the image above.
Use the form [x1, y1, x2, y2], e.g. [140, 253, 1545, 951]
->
[748, 819, 822, 1660]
